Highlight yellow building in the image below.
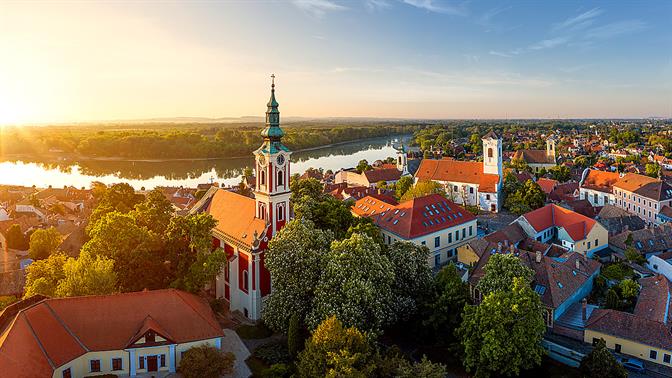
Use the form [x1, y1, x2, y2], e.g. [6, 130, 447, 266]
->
[584, 275, 672, 367]
[0, 289, 226, 377]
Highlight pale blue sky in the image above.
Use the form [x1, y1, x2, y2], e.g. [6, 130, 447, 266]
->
[0, 0, 670, 123]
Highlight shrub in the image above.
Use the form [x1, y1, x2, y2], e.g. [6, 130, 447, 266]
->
[0, 296, 17, 311]
[254, 342, 291, 365]
[602, 263, 633, 281]
[236, 322, 273, 339]
[177, 344, 235, 378]
[261, 363, 290, 378]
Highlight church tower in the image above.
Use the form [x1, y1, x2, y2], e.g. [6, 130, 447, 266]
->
[546, 137, 556, 162]
[396, 145, 409, 176]
[254, 75, 291, 235]
[482, 130, 503, 180]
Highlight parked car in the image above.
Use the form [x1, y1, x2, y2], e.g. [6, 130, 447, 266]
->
[619, 357, 646, 373]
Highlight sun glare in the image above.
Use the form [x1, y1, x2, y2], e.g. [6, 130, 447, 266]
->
[0, 93, 29, 126]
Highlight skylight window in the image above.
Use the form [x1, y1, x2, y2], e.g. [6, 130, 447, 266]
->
[557, 282, 564, 288]
[394, 209, 399, 214]
[534, 285, 546, 295]
[393, 220, 399, 225]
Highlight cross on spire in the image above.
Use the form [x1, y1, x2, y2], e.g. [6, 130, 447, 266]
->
[271, 73, 275, 89]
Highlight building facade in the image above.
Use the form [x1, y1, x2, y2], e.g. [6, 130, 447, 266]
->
[374, 194, 478, 269]
[414, 131, 502, 212]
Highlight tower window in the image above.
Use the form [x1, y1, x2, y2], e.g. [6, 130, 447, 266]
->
[277, 170, 284, 186]
[278, 204, 285, 221]
[488, 148, 493, 158]
[243, 270, 249, 291]
[260, 170, 266, 185]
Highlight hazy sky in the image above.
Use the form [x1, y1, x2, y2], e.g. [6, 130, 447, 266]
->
[1, 0, 671, 124]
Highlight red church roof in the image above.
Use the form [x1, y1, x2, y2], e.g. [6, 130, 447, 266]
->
[521, 204, 597, 242]
[374, 194, 476, 239]
[415, 159, 499, 193]
[204, 188, 267, 248]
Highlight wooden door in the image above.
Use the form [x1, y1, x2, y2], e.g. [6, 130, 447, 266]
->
[147, 355, 158, 372]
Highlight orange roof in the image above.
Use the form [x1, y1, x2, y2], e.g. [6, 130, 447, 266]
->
[374, 194, 476, 239]
[521, 204, 597, 241]
[581, 169, 621, 193]
[415, 159, 500, 192]
[536, 178, 558, 194]
[205, 189, 267, 248]
[0, 289, 224, 377]
[352, 195, 397, 217]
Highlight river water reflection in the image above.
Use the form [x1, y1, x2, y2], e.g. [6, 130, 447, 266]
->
[0, 135, 410, 189]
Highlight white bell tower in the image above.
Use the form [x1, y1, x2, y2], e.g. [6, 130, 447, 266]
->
[482, 130, 503, 179]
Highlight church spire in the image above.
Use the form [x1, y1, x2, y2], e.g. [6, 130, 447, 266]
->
[262, 74, 283, 140]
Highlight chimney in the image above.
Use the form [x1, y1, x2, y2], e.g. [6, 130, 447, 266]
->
[497, 242, 503, 253]
[535, 250, 542, 263]
[582, 298, 588, 321]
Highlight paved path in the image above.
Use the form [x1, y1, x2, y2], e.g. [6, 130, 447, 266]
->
[223, 329, 252, 378]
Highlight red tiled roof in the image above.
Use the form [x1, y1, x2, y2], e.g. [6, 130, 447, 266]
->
[374, 194, 476, 239]
[512, 150, 555, 164]
[586, 308, 672, 350]
[536, 178, 558, 194]
[352, 195, 397, 218]
[364, 168, 401, 184]
[415, 159, 500, 192]
[521, 204, 597, 241]
[581, 170, 621, 193]
[614, 173, 672, 201]
[205, 189, 267, 248]
[635, 275, 672, 323]
[0, 289, 224, 377]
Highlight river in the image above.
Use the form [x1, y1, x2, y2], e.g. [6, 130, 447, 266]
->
[0, 135, 411, 190]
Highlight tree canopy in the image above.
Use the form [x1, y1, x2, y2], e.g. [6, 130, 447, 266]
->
[28, 227, 63, 260]
[579, 338, 627, 378]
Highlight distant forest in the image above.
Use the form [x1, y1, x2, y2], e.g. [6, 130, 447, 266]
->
[0, 121, 429, 160]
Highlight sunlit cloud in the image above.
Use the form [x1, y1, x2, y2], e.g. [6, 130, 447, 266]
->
[401, 0, 467, 16]
[552, 8, 604, 32]
[291, 0, 348, 18]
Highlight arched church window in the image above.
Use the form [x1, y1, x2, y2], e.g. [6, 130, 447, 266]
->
[277, 170, 284, 186]
[488, 148, 493, 158]
[260, 170, 266, 185]
[277, 204, 285, 221]
[243, 270, 249, 291]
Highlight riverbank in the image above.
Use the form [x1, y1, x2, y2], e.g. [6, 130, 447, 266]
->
[0, 134, 410, 164]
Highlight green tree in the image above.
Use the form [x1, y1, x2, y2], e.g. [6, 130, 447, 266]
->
[346, 217, 384, 247]
[422, 264, 469, 344]
[458, 277, 546, 377]
[5, 224, 28, 250]
[0, 296, 17, 311]
[606, 288, 621, 309]
[178, 344, 235, 378]
[395, 356, 447, 378]
[645, 163, 661, 178]
[23, 253, 68, 298]
[28, 227, 63, 260]
[509, 157, 529, 172]
[521, 179, 546, 210]
[82, 211, 165, 291]
[290, 177, 324, 205]
[308, 233, 395, 335]
[263, 220, 333, 332]
[476, 253, 535, 295]
[400, 180, 445, 202]
[87, 182, 143, 234]
[387, 241, 433, 322]
[356, 159, 372, 173]
[55, 250, 117, 297]
[549, 165, 571, 182]
[619, 279, 639, 299]
[395, 176, 414, 199]
[296, 316, 375, 378]
[164, 213, 223, 292]
[579, 338, 627, 378]
[132, 188, 175, 235]
[287, 312, 302, 358]
[293, 195, 354, 239]
[624, 246, 646, 265]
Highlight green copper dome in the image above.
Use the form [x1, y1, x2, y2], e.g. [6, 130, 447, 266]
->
[261, 74, 285, 140]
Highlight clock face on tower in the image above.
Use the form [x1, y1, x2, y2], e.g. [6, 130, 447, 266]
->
[276, 154, 285, 165]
